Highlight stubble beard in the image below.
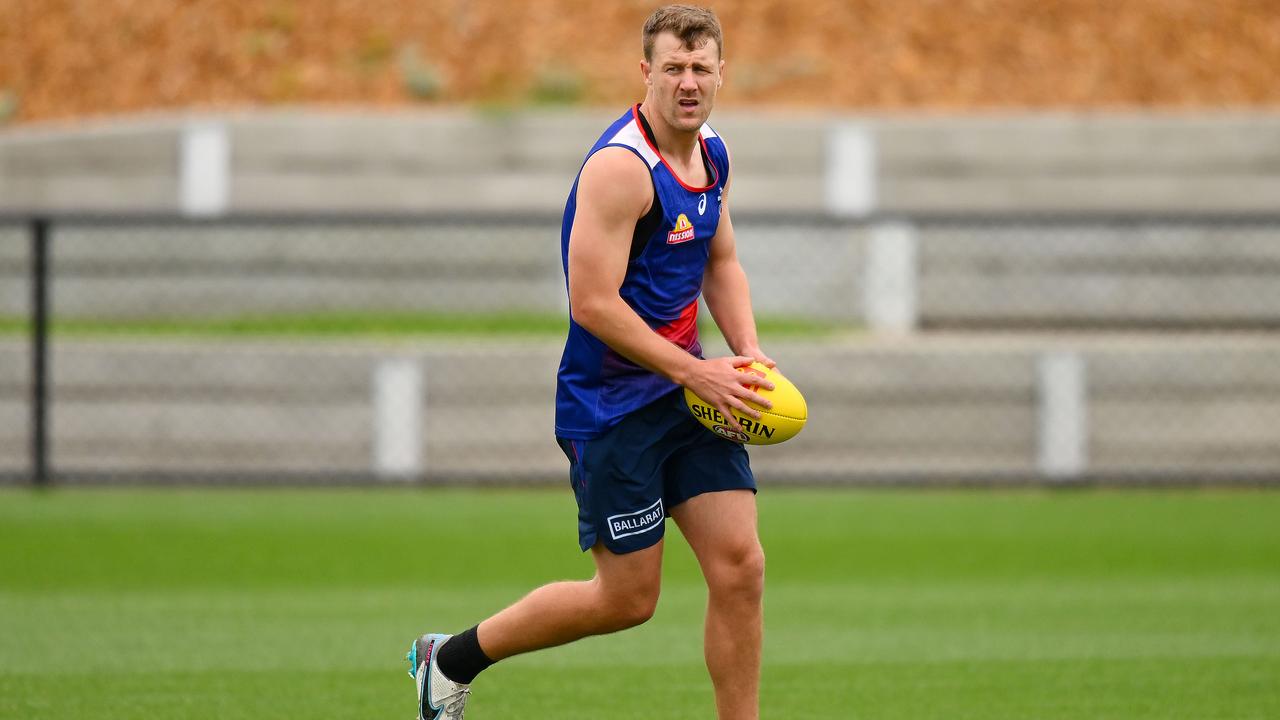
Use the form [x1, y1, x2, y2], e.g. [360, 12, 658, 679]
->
[665, 96, 712, 133]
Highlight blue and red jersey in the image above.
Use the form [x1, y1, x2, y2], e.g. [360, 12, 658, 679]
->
[555, 104, 731, 439]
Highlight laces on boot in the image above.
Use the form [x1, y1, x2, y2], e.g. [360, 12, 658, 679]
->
[441, 687, 471, 719]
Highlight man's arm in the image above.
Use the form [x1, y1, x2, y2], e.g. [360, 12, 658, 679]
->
[702, 184, 775, 369]
[568, 148, 772, 430]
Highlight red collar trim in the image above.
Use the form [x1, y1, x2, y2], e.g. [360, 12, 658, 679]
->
[631, 104, 718, 193]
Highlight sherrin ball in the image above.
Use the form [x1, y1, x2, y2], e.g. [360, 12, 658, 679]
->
[684, 362, 807, 445]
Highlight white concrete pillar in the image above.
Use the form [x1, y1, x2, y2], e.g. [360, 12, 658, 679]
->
[180, 121, 230, 216]
[825, 123, 877, 217]
[373, 358, 424, 480]
[864, 222, 918, 334]
[1037, 352, 1088, 479]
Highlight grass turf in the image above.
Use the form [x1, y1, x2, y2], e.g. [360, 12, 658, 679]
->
[1, 488, 1277, 719]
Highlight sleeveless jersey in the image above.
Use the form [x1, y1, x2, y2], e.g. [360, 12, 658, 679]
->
[555, 104, 730, 439]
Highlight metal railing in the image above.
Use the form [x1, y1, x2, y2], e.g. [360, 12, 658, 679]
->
[3, 211, 1280, 487]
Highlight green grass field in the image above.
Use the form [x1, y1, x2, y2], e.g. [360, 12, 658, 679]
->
[2, 488, 1278, 719]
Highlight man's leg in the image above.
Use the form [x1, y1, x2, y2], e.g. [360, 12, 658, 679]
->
[671, 489, 765, 720]
[413, 540, 664, 719]
[471, 538, 664, 661]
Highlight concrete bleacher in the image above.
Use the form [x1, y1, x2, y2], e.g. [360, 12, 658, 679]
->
[3, 110, 1279, 484]
[3, 110, 1279, 213]
[3, 336, 1278, 482]
[5, 109, 1277, 332]
[874, 114, 1280, 212]
[912, 221, 1280, 328]
[2, 216, 1277, 330]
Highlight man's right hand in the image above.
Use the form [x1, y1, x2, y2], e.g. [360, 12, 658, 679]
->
[680, 356, 775, 434]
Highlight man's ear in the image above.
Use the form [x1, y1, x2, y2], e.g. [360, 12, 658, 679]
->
[641, 59, 651, 87]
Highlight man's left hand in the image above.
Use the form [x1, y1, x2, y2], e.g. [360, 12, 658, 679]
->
[738, 345, 775, 370]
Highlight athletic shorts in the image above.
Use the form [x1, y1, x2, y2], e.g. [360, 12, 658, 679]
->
[555, 388, 756, 555]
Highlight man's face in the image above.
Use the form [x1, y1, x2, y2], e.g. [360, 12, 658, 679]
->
[642, 31, 723, 133]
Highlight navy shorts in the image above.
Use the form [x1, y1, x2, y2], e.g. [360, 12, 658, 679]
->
[556, 389, 756, 555]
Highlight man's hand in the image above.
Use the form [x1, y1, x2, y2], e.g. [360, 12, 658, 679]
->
[681, 356, 775, 434]
[736, 344, 776, 370]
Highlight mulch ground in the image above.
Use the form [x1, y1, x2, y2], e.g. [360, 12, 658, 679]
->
[2, 0, 1278, 124]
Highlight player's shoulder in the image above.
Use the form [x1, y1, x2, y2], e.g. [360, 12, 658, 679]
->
[577, 146, 652, 217]
[581, 145, 652, 187]
[695, 122, 730, 194]
[583, 141, 650, 185]
[700, 121, 730, 164]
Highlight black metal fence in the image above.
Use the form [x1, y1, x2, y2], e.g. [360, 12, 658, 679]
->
[4, 212, 1280, 487]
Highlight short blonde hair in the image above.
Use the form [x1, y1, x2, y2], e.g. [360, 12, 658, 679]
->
[642, 5, 723, 61]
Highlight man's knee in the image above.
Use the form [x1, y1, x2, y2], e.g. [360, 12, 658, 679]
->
[596, 576, 660, 631]
[591, 540, 662, 631]
[615, 586, 661, 629]
[708, 540, 766, 602]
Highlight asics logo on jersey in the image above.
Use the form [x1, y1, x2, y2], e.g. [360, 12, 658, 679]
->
[667, 213, 696, 244]
[698, 193, 707, 216]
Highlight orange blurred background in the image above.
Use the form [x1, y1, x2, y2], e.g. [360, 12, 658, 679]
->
[2, 0, 1279, 124]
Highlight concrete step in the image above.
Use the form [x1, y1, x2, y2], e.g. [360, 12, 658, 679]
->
[5, 111, 1280, 213]
[3, 337, 1278, 481]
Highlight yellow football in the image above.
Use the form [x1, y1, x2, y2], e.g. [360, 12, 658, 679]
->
[684, 362, 808, 445]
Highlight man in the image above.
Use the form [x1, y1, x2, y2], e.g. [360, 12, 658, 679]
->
[407, 6, 774, 719]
